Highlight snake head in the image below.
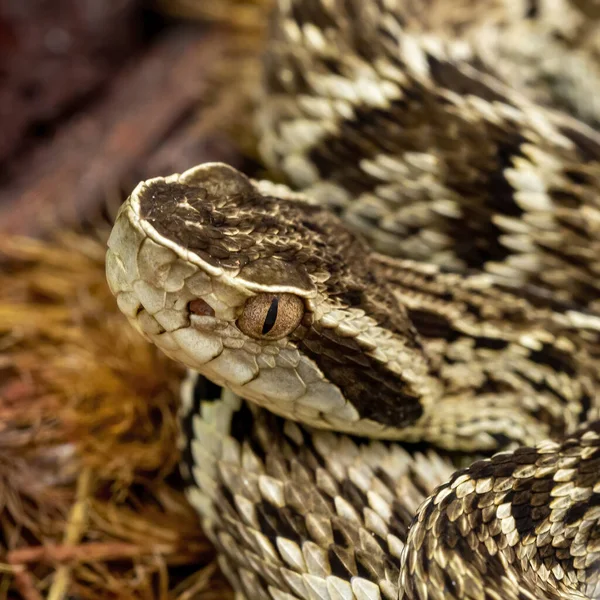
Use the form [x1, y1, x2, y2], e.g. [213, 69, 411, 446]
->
[106, 163, 430, 437]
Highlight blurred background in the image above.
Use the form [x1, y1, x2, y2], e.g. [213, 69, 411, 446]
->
[0, 2, 273, 600]
[0, 0, 272, 236]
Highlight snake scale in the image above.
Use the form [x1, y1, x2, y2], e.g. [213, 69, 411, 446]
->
[105, 1, 600, 598]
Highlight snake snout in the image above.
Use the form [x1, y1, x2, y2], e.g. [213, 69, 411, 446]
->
[188, 298, 215, 317]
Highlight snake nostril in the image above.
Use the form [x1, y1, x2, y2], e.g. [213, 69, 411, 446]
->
[188, 299, 216, 317]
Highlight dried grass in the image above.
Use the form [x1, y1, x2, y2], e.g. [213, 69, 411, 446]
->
[159, 0, 274, 32]
[0, 230, 233, 599]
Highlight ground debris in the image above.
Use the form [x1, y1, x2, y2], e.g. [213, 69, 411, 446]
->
[0, 231, 233, 599]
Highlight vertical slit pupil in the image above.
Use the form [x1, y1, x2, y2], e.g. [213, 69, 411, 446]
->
[262, 297, 279, 334]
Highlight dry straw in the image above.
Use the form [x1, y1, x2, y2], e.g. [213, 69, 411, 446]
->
[0, 231, 232, 599]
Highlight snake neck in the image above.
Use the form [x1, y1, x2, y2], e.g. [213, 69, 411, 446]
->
[367, 253, 600, 450]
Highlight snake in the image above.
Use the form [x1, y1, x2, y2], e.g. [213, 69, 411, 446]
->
[104, 1, 600, 598]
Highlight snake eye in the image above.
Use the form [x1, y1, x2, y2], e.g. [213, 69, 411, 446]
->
[237, 293, 304, 340]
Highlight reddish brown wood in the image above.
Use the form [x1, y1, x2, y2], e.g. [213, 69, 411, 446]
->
[0, 0, 143, 164]
[0, 26, 239, 236]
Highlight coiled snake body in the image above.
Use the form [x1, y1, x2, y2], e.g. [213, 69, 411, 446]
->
[105, 1, 600, 598]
